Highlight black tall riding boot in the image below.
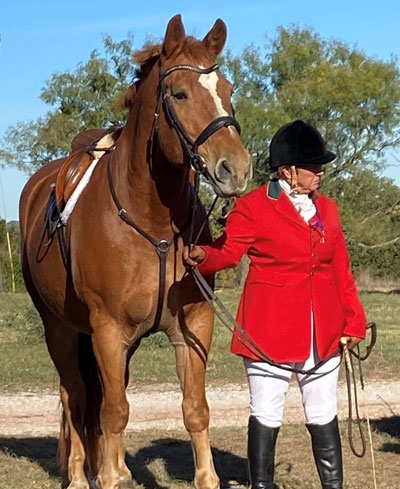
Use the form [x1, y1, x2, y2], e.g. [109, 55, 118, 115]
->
[306, 416, 343, 489]
[248, 416, 280, 489]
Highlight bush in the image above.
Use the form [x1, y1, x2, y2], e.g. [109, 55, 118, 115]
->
[348, 240, 400, 278]
[0, 293, 43, 343]
[140, 331, 170, 349]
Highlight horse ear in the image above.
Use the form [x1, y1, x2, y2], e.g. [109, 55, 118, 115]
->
[203, 19, 227, 58]
[162, 14, 186, 58]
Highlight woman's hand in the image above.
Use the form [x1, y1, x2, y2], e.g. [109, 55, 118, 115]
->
[341, 336, 363, 351]
[183, 245, 206, 268]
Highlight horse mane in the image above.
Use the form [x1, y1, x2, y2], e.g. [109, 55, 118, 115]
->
[122, 43, 162, 110]
[122, 37, 211, 110]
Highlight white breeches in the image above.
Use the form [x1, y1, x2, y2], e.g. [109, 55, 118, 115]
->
[244, 325, 341, 428]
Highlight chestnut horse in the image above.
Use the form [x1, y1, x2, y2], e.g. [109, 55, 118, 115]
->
[19, 14, 250, 489]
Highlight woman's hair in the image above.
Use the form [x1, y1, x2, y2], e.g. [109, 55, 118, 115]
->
[276, 165, 298, 191]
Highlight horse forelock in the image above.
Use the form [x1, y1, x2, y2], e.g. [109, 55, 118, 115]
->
[173, 36, 217, 65]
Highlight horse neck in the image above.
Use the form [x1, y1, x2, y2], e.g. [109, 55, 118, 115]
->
[113, 92, 192, 236]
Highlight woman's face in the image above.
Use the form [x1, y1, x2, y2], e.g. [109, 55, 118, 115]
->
[281, 165, 324, 194]
[296, 165, 325, 194]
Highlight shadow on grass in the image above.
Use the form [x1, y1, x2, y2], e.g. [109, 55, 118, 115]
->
[0, 436, 60, 478]
[126, 438, 248, 489]
[371, 416, 400, 454]
[0, 436, 248, 489]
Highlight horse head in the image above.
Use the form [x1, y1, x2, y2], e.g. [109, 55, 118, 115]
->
[129, 15, 252, 197]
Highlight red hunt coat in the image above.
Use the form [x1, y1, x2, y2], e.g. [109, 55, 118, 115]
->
[198, 180, 367, 363]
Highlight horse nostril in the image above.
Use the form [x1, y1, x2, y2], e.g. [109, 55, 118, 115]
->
[244, 162, 252, 181]
[216, 159, 233, 182]
[221, 160, 232, 175]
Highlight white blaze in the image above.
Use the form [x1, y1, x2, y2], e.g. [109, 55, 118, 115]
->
[198, 71, 228, 117]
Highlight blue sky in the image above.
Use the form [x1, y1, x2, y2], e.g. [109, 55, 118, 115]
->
[1, 0, 399, 220]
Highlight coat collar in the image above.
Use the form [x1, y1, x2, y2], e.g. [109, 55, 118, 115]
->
[266, 179, 319, 230]
[266, 179, 320, 201]
[267, 179, 281, 200]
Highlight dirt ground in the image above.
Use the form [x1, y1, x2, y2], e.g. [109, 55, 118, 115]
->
[1, 380, 399, 436]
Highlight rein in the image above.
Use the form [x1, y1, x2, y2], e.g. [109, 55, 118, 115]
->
[341, 325, 377, 458]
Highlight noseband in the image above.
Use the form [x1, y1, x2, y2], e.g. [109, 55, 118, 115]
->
[155, 62, 241, 192]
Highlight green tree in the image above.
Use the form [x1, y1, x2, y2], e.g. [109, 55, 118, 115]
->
[223, 26, 400, 184]
[222, 26, 400, 278]
[2, 26, 400, 279]
[330, 170, 400, 277]
[0, 36, 134, 174]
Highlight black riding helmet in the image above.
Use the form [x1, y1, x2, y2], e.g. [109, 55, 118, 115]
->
[269, 120, 336, 170]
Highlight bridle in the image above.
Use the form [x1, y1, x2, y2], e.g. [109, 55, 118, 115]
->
[154, 61, 241, 194]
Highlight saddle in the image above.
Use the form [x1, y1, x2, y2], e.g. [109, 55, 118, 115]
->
[40, 127, 123, 265]
[55, 126, 123, 210]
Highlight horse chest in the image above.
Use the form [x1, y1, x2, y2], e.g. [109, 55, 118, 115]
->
[106, 269, 181, 329]
[124, 291, 160, 323]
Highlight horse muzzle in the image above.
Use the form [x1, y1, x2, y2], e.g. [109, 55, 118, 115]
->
[214, 157, 252, 197]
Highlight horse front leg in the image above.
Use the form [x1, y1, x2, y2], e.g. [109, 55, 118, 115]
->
[90, 312, 133, 489]
[174, 303, 219, 489]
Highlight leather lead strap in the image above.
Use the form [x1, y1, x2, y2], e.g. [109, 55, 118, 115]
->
[191, 267, 343, 376]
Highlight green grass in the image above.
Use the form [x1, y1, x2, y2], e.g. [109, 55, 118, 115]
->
[1, 419, 399, 489]
[0, 291, 399, 488]
[0, 290, 398, 390]
[358, 291, 400, 379]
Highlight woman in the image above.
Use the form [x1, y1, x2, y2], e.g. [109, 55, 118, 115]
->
[184, 120, 366, 489]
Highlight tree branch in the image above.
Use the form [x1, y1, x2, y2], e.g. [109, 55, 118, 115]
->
[357, 236, 400, 248]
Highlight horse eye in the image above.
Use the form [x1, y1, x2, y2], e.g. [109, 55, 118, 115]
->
[173, 91, 188, 100]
